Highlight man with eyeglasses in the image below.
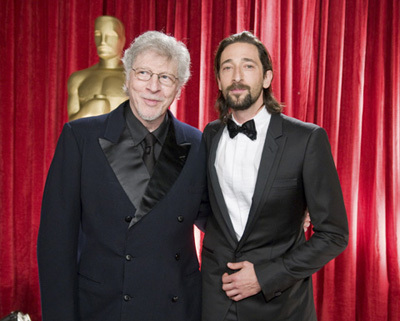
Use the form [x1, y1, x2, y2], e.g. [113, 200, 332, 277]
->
[38, 31, 210, 321]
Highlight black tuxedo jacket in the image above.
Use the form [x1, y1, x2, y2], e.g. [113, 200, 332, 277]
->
[201, 113, 349, 321]
[38, 101, 209, 321]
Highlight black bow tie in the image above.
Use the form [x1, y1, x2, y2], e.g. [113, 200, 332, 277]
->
[227, 118, 257, 140]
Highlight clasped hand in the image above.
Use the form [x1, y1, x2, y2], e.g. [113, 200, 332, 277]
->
[222, 261, 261, 301]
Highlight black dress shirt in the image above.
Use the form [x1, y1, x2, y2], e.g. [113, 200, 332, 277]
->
[123, 105, 169, 208]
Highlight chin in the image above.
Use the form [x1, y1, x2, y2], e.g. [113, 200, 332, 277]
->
[138, 110, 163, 122]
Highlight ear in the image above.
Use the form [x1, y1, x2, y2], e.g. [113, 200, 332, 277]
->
[263, 70, 273, 89]
[175, 86, 182, 100]
[217, 77, 222, 91]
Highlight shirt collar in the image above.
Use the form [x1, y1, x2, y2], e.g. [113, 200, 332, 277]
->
[125, 105, 170, 146]
[231, 106, 271, 133]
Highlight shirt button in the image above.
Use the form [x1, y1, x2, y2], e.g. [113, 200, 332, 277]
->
[125, 216, 133, 223]
[175, 253, 180, 261]
[177, 216, 184, 222]
[125, 254, 132, 261]
[123, 294, 132, 301]
[172, 296, 179, 302]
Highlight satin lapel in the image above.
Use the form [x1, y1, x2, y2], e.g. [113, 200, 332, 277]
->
[129, 114, 190, 228]
[208, 123, 238, 246]
[98, 101, 140, 209]
[99, 128, 142, 209]
[238, 114, 286, 249]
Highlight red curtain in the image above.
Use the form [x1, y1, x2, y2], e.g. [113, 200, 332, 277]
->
[0, 1, 399, 320]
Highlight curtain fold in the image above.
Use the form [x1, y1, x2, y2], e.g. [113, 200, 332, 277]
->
[0, 1, 398, 320]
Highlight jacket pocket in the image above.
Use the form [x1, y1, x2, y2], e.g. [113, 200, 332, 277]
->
[272, 178, 298, 189]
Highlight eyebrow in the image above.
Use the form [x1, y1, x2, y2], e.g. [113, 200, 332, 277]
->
[221, 57, 257, 65]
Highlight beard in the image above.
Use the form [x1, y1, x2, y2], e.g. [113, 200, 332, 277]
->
[223, 83, 263, 111]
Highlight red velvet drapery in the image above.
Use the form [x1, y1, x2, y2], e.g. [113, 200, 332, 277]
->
[0, 1, 399, 320]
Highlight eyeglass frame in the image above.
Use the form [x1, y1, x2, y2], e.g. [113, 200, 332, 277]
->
[131, 68, 179, 87]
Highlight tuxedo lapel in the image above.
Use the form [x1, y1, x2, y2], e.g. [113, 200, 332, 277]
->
[129, 113, 190, 228]
[98, 101, 142, 209]
[208, 123, 238, 246]
[238, 114, 286, 248]
[99, 105, 191, 228]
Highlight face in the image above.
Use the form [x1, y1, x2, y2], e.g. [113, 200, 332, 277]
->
[125, 50, 180, 129]
[217, 42, 272, 112]
[94, 19, 124, 60]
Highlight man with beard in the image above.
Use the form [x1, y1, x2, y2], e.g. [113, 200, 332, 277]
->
[201, 31, 349, 321]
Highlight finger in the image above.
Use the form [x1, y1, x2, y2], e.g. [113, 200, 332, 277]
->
[227, 261, 245, 270]
[225, 288, 240, 298]
[222, 281, 235, 291]
[222, 272, 232, 284]
[230, 294, 243, 302]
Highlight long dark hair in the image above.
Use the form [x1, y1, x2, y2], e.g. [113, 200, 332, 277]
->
[214, 31, 282, 122]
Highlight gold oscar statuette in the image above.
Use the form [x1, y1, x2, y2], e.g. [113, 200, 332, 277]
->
[67, 16, 128, 121]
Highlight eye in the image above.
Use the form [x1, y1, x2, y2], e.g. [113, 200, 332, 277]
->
[244, 64, 255, 69]
[138, 70, 150, 76]
[160, 74, 172, 81]
[105, 34, 118, 42]
[221, 65, 232, 71]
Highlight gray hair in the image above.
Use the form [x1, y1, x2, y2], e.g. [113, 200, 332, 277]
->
[122, 31, 191, 90]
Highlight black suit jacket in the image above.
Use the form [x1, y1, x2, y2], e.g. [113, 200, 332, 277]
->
[201, 113, 349, 321]
[38, 101, 209, 321]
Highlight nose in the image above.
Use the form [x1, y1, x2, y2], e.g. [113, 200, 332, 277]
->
[147, 74, 161, 92]
[100, 33, 107, 45]
[232, 66, 243, 82]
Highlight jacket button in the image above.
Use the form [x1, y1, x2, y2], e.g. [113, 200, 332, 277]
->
[125, 216, 133, 223]
[175, 253, 180, 261]
[177, 216, 184, 222]
[172, 296, 179, 302]
[123, 294, 132, 301]
[235, 252, 242, 258]
[125, 254, 132, 261]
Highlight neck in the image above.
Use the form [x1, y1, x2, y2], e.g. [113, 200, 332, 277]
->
[232, 103, 264, 124]
[143, 118, 163, 133]
[98, 57, 122, 69]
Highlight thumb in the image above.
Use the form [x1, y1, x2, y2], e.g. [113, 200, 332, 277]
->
[227, 261, 244, 270]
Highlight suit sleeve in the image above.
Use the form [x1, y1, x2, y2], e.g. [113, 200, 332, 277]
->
[194, 136, 211, 232]
[37, 123, 82, 320]
[254, 127, 349, 301]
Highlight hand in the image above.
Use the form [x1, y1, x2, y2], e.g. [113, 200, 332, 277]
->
[221, 261, 261, 301]
[303, 212, 311, 232]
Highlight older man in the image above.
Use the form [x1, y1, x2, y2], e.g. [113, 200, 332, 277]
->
[38, 31, 209, 321]
[201, 31, 349, 321]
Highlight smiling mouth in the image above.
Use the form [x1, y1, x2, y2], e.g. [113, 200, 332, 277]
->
[142, 95, 164, 106]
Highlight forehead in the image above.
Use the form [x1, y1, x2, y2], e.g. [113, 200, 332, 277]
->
[95, 19, 121, 34]
[133, 50, 178, 73]
[220, 42, 261, 65]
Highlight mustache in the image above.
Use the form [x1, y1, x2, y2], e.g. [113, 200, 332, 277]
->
[141, 94, 164, 102]
[226, 83, 251, 91]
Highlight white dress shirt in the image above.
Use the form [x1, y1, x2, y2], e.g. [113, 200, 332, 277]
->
[215, 107, 271, 240]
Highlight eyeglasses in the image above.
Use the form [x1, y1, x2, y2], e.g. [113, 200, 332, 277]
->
[131, 68, 179, 87]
